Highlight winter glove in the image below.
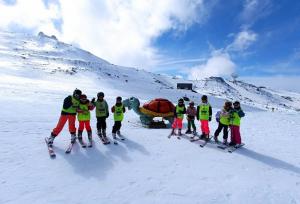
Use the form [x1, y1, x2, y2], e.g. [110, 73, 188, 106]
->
[91, 98, 96, 103]
[209, 117, 211, 122]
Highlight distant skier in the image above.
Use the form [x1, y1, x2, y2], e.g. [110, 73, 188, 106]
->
[91, 92, 109, 143]
[47, 89, 82, 146]
[170, 98, 186, 136]
[185, 101, 197, 135]
[77, 94, 95, 147]
[229, 101, 245, 146]
[214, 101, 233, 144]
[196, 95, 212, 141]
[111, 96, 126, 139]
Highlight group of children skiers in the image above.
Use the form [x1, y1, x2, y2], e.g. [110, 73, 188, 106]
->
[171, 95, 245, 146]
[47, 89, 245, 148]
[47, 89, 125, 147]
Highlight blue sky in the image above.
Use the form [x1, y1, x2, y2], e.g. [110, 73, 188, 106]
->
[154, 0, 300, 78]
[1, 0, 300, 90]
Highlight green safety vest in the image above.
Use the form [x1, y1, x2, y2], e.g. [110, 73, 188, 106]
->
[198, 104, 210, 120]
[114, 104, 124, 121]
[77, 103, 91, 121]
[62, 96, 79, 114]
[95, 100, 107, 117]
[176, 105, 185, 119]
[230, 111, 241, 126]
[220, 110, 230, 125]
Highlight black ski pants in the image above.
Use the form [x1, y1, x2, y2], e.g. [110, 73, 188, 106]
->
[187, 119, 196, 131]
[112, 121, 122, 133]
[97, 117, 107, 131]
[214, 122, 229, 139]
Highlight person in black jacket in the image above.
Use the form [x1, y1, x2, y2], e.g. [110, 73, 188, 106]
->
[91, 92, 110, 143]
[47, 89, 81, 146]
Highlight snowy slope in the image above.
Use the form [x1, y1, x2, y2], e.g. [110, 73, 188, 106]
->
[193, 77, 300, 112]
[1, 31, 300, 112]
[1, 31, 300, 204]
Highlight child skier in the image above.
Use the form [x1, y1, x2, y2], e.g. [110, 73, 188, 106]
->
[170, 98, 186, 136]
[214, 101, 233, 144]
[229, 101, 245, 146]
[196, 95, 212, 141]
[91, 92, 109, 144]
[47, 89, 81, 146]
[77, 94, 95, 147]
[111, 96, 126, 140]
[185, 101, 197, 135]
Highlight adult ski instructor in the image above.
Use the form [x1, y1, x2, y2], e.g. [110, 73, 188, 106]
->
[47, 89, 82, 146]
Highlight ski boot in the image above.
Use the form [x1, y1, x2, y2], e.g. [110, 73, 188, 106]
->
[214, 135, 219, 143]
[185, 129, 192, 134]
[70, 133, 76, 144]
[228, 141, 236, 146]
[223, 138, 228, 145]
[200, 133, 205, 140]
[47, 133, 56, 147]
[192, 130, 197, 136]
[102, 129, 110, 144]
[87, 131, 93, 147]
[77, 130, 83, 143]
[112, 133, 117, 140]
[178, 129, 182, 136]
[117, 130, 121, 137]
[97, 129, 102, 137]
[204, 134, 210, 141]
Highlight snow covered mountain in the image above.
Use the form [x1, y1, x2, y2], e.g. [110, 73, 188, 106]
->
[192, 76, 300, 112]
[1, 31, 300, 204]
[1, 31, 299, 112]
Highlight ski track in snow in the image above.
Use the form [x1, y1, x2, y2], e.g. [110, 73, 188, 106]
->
[0, 31, 300, 204]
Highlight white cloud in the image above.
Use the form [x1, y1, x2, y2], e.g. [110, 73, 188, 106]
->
[0, 0, 60, 35]
[227, 30, 257, 52]
[0, 0, 213, 68]
[58, 0, 210, 68]
[188, 50, 236, 80]
[240, 0, 273, 28]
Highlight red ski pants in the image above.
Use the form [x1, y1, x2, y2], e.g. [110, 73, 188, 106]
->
[52, 115, 76, 136]
[200, 120, 210, 135]
[172, 118, 183, 129]
[78, 120, 92, 132]
[230, 125, 241, 144]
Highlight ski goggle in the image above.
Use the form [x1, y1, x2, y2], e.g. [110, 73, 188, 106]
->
[74, 94, 80, 99]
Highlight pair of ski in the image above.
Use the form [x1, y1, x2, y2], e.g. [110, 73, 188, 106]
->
[100, 134, 125, 145]
[167, 133, 186, 140]
[189, 135, 213, 147]
[45, 137, 93, 158]
[65, 139, 93, 154]
[216, 142, 245, 153]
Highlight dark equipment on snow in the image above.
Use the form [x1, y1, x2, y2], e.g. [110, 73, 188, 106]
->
[177, 83, 193, 90]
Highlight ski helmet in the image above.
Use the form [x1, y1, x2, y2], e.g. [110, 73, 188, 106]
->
[97, 92, 104, 98]
[116, 96, 122, 101]
[73, 89, 82, 99]
[225, 101, 232, 109]
[201, 95, 208, 101]
[189, 101, 194, 106]
[178, 98, 184, 103]
[80, 94, 87, 100]
[233, 101, 240, 107]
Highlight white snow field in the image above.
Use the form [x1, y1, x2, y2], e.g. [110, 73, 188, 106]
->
[0, 31, 300, 204]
